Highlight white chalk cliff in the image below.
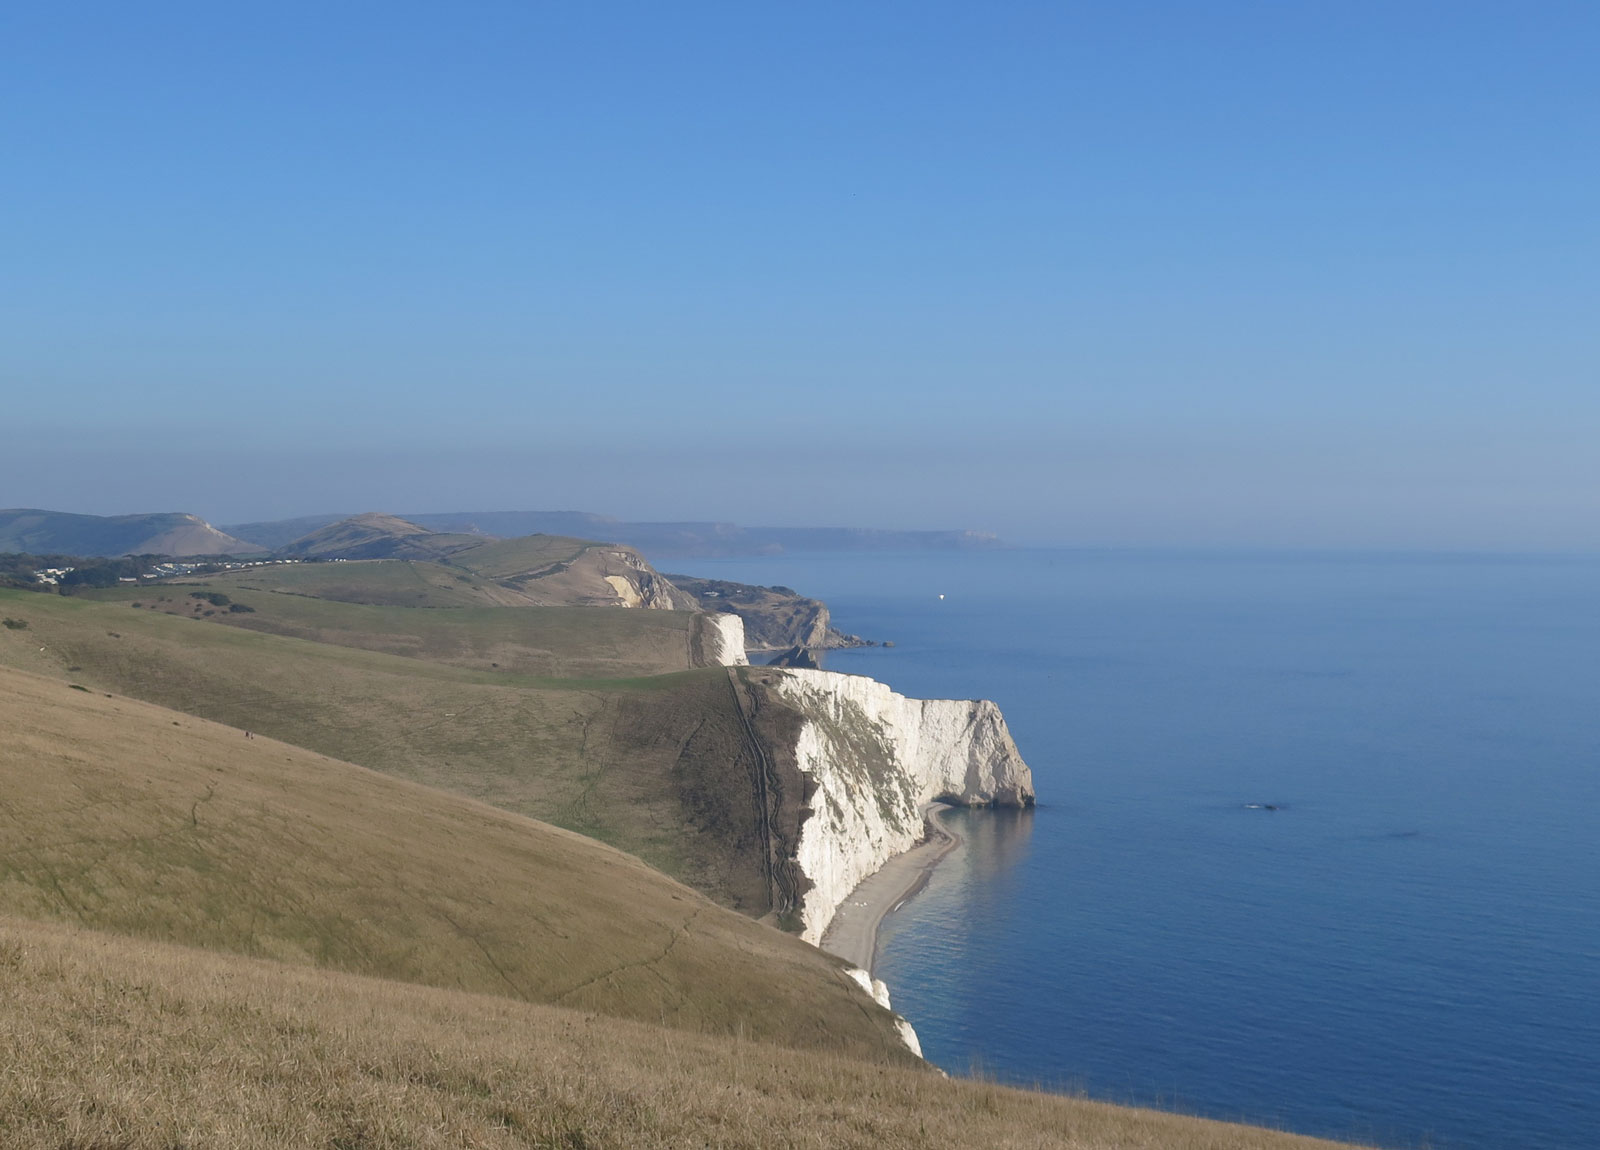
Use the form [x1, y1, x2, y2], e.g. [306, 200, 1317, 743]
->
[843, 965, 923, 1058]
[592, 549, 697, 610]
[767, 668, 1033, 947]
[696, 613, 749, 667]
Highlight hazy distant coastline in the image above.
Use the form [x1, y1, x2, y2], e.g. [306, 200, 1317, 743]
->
[223, 511, 1005, 559]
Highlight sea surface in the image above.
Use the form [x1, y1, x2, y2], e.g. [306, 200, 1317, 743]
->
[666, 549, 1600, 1150]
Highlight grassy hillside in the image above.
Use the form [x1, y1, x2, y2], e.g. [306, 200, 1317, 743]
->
[0, 589, 800, 917]
[281, 511, 486, 561]
[174, 557, 536, 607]
[1, 916, 1365, 1149]
[0, 664, 906, 1059]
[447, 533, 595, 578]
[250, 515, 700, 610]
[0, 508, 260, 557]
[81, 576, 704, 677]
[448, 535, 700, 610]
[222, 512, 347, 551]
[0, 580, 1380, 1147]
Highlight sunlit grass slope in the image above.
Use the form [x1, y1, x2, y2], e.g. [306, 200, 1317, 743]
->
[170, 557, 531, 607]
[0, 664, 907, 1059]
[2, 917, 1367, 1150]
[84, 579, 701, 677]
[447, 533, 594, 579]
[0, 590, 780, 911]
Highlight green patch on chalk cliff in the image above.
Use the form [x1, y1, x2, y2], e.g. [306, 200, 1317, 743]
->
[800, 695, 920, 835]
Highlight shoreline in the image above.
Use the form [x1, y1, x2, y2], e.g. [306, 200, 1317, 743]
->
[819, 802, 963, 975]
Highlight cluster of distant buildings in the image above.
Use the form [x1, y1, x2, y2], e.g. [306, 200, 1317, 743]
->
[141, 558, 304, 579]
[30, 557, 304, 585]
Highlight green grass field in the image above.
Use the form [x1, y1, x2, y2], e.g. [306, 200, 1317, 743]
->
[0, 664, 906, 1059]
[81, 577, 702, 677]
[170, 558, 533, 607]
[0, 588, 790, 916]
[446, 534, 595, 579]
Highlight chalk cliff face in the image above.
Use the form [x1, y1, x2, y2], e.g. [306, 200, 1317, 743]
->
[503, 546, 697, 610]
[590, 549, 696, 609]
[690, 613, 749, 667]
[843, 966, 923, 1058]
[765, 668, 1033, 945]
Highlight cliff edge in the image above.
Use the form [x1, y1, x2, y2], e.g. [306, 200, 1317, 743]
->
[690, 612, 749, 667]
[667, 575, 871, 650]
[761, 668, 1033, 945]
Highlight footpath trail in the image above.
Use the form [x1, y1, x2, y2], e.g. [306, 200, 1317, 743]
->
[821, 803, 962, 974]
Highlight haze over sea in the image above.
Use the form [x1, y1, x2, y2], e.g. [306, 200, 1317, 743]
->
[671, 548, 1600, 1150]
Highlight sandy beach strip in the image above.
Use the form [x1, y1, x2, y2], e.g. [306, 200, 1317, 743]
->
[820, 802, 963, 974]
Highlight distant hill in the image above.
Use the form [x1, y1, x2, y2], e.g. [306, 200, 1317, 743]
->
[280, 512, 486, 561]
[272, 514, 698, 610]
[0, 509, 262, 558]
[225, 510, 1004, 558]
[412, 514, 1004, 558]
[223, 512, 623, 552]
[216, 513, 349, 551]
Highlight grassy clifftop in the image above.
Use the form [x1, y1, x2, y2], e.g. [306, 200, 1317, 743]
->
[166, 557, 540, 608]
[0, 588, 797, 918]
[0, 664, 908, 1059]
[80, 577, 705, 677]
[267, 514, 699, 609]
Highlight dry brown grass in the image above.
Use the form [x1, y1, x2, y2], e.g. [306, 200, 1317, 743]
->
[177, 558, 533, 607]
[0, 590, 786, 911]
[446, 534, 594, 580]
[0, 916, 1367, 1150]
[0, 665, 909, 1061]
[0, 602, 1380, 1148]
[84, 580, 701, 678]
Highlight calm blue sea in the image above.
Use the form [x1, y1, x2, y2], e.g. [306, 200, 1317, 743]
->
[668, 549, 1600, 1150]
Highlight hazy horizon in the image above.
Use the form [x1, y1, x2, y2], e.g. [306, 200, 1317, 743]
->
[5, 4, 1596, 551]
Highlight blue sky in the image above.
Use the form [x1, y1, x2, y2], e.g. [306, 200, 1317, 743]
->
[3, 2, 1596, 546]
